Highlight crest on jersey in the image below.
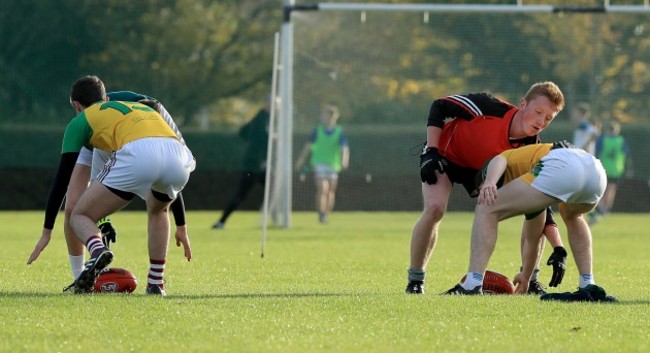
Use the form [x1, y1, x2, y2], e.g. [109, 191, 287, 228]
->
[530, 161, 544, 177]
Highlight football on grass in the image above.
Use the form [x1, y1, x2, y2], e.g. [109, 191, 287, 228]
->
[461, 270, 515, 295]
[94, 268, 137, 293]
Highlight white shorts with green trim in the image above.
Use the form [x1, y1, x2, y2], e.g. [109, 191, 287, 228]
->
[529, 148, 606, 204]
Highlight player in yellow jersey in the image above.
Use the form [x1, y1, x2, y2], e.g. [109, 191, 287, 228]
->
[35, 76, 195, 295]
[28, 91, 191, 294]
[444, 141, 617, 302]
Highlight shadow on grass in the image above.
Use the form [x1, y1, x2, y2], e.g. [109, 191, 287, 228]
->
[2, 292, 648, 305]
[536, 299, 650, 305]
[0, 292, 64, 298]
[0, 292, 360, 300]
[0, 291, 365, 300]
[167, 292, 360, 300]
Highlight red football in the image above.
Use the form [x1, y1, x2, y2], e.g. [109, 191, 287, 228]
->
[461, 270, 515, 295]
[94, 268, 137, 293]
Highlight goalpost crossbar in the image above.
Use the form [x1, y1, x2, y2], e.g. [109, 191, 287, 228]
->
[289, 3, 650, 14]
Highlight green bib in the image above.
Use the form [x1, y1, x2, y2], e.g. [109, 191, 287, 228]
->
[599, 136, 626, 178]
[310, 125, 343, 172]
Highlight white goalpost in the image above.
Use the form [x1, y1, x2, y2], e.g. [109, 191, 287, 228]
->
[261, 32, 281, 258]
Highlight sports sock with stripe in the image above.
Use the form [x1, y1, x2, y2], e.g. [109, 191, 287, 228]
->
[461, 272, 483, 290]
[148, 258, 166, 289]
[86, 236, 105, 256]
[579, 274, 595, 288]
[408, 268, 425, 282]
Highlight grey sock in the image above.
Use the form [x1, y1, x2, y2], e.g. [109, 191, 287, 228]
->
[408, 268, 425, 282]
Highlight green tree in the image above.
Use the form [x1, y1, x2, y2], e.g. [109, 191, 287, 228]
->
[0, 1, 98, 125]
[78, 0, 281, 126]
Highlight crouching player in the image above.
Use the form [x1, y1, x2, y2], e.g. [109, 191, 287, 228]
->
[28, 90, 190, 295]
[34, 76, 194, 295]
[445, 141, 617, 302]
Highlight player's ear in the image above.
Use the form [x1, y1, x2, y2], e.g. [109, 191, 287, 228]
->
[70, 100, 83, 113]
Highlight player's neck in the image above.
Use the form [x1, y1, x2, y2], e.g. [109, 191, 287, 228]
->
[509, 110, 527, 139]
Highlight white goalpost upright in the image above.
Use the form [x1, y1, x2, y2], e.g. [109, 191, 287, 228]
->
[261, 32, 281, 258]
[274, 0, 297, 230]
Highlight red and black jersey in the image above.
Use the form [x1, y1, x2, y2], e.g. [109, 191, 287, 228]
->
[427, 93, 538, 170]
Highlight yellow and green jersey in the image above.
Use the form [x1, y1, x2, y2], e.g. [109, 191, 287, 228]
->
[498, 143, 553, 185]
[61, 100, 177, 153]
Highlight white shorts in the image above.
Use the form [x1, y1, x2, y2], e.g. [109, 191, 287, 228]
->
[313, 164, 339, 180]
[76, 148, 113, 182]
[76, 147, 93, 167]
[96, 137, 196, 200]
[91, 149, 111, 181]
[528, 148, 606, 204]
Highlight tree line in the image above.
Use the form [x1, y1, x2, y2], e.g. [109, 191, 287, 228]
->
[1, 0, 647, 129]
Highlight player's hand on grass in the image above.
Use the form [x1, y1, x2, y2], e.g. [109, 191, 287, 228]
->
[175, 225, 192, 261]
[547, 246, 567, 287]
[27, 229, 52, 265]
[420, 146, 447, 185]
[512, 272, 529, 294]
[514, 282, 529, 294]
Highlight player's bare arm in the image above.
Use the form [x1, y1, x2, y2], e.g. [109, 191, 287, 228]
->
[478, 155, 507, 205]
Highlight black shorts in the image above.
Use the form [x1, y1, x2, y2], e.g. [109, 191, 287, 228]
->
[445, 160, 480, 197]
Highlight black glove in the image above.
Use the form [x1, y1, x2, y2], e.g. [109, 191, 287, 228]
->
[98, 217, 117, 248]
[546, 246, 567, 287]
[420, 146, 447, 185]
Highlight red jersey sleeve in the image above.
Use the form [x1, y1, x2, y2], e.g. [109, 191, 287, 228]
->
[427, 93, 513, 128]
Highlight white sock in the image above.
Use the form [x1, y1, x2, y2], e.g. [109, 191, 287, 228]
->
[69, 254, 85, 280]
[461, 272, 483, 290]
[579, 274, 595, 288]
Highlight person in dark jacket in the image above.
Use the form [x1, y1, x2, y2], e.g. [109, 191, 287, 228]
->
[212, 96, 271, 229]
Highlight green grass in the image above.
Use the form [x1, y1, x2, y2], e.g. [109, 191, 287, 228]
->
[1, 211, 648, 353]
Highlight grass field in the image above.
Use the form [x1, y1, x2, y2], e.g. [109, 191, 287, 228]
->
[1, 211, 648, 353]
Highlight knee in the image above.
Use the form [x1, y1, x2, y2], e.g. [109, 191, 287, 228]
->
[422, 202, 446, 223]
[475, 204, 505, 222]
[68, 212, 83, 227]
[64, 207, 74, 220]
[70, 204, 94, 221]
[64, 201, 76, 219]
[70, 208, 81, 218]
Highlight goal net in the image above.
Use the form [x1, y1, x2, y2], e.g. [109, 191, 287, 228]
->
[270, 2, 650, 227]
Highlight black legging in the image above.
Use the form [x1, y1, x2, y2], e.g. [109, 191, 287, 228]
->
[219, 171, 266, 222]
